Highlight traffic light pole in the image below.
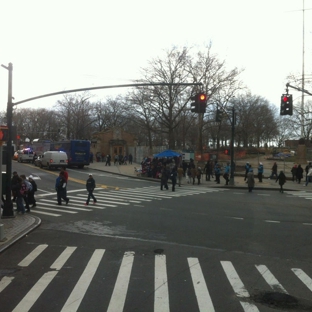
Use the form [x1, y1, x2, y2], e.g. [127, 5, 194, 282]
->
[229, 106, 235, 186]
[0, 67, 202, 218]
[1, 63, 14, 218]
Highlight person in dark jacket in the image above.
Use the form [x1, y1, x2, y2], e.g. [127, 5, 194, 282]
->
[276, 171, 286, 193]
[12, 177, 25, 214]
[11, 171, 19, 202]
[247, 168, 255, 192]
[270, 162, 278, 179]
[55, 172, 69, 205]
[291, 164, 298, 182]
[85, 174, 97, 205]
[214, 163, 221, 184]
[170, 166, 177, 191]
[296, 164, 304, 184]
[160, 165, 169, 190]
[204, 160, 212, 181]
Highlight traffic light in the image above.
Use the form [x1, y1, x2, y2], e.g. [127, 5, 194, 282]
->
[280, 94, 293, 115]
[190, 94, 198, 113]
[197, 93, 207, 113]
[190, 93, 208, 113]
[0, 126, 9, 142]
[216, 109, 222, 122]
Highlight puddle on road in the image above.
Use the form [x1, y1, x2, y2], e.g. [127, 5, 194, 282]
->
[41, 220, 166, 240]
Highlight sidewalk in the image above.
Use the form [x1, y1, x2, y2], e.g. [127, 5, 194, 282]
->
[1, 161, 311, 253]
[0, 214, 41, 253]
[88, 161, 309, 192]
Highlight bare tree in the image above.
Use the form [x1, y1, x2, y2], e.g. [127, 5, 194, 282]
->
[55, 92, 95, 140]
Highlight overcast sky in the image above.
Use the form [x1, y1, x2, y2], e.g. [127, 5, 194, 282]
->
[1, 0, 312, 111]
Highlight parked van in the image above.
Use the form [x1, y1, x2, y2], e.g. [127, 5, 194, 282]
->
[38, 151, 68, 170]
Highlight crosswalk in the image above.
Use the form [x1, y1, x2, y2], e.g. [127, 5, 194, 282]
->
[31, 186, 228, 217]
[285, 190, 312, 201]
[1, 244, 311, 311]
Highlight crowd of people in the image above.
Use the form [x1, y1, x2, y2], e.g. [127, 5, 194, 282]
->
[90, 152, 133, 166]
[9, 171, 37, 214]
[2, 166, 99, 213]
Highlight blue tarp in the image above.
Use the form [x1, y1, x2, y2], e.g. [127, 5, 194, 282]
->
[153, 149, 181, 158]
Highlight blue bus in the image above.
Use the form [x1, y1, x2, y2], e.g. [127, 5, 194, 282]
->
[50, 140, 90, 168]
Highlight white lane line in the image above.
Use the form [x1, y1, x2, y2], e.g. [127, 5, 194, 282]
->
[256, 265, 288, 293]
[30, 211, 61, 217]
[154, 254, 170, 312]
[39, 200, 92, 211]
[221, 261, 250, 298]
[31, 206, 77, 214]
[54, 197, 115, 208]
[188, 257, 215, 311]
[264, 220, 280, 223]
[0, 276, 14, 293]
[98, 192, 152, 201]
[303, 223, 312, 226]
[221, 261, 259, 312]
[89, 194, 141, 203]
[50, 246, 77, 270]
[12, 271, 59, 312]
[61, 249, 105, 312]
[18, 244, 48, 267]
[75, 195, 130, 206]
[292, 268, 312, 292]
[13, 247, 77, 312]
[107, 251, 135, 312]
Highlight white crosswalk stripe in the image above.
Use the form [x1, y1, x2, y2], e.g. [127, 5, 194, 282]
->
[285, 190, 312, 201]
[1, 245, 311, 311]
[31, 186, 228, 217]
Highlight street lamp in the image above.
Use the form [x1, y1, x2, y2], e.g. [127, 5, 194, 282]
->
[1, 63, 14, 218]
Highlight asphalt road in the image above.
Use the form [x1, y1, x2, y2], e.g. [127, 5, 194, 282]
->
[1, 162, 312, 311]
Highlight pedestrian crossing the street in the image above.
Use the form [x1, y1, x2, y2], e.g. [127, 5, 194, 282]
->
[1, 244, 312, 311]
[31, 186, 229, 217]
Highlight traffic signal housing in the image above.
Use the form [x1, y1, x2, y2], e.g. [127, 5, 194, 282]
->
[190, 93, 207, 113]
[215, 109, 222, 122]
[0, 126, 9, 142]
[280, 94, 293, 115]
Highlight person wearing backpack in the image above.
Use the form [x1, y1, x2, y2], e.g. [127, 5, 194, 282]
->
[12, 177, 25, 214]
[28, 175, 37, 208]
[20, 174, 32, 212]
[55, 171, 69, 205]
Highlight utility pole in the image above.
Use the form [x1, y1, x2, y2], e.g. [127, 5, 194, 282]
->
[229, 106, 235, 185]
[1, 63, 14, 218]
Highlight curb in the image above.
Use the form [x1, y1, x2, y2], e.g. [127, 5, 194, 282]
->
[0, 215, 41, 253]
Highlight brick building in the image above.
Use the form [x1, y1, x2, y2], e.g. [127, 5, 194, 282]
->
[90, 128, 137, 160]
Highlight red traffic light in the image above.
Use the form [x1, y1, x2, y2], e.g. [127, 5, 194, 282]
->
[283, 96, 288, 102]
[199, 93, 207, 102]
